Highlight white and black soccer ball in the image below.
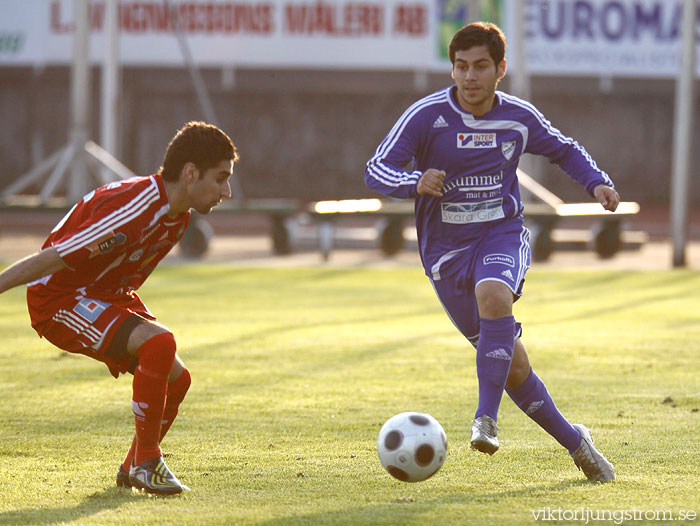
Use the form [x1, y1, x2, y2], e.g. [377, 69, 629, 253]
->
[377, 411, 448, 482]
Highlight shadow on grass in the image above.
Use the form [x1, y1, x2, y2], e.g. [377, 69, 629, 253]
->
[146, 266, 387, 300]
[526, 289, 689, 327]
[257, 479, 592, 526]
[526, 271, 700, 326]
[0, 487, 159, 525]
[189, 303, 444, 354]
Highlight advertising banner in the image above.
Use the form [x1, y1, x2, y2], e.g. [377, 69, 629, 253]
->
[0, 0, 698, 76]
[508, 0, 700, 77]
[0, 0, 451, 69]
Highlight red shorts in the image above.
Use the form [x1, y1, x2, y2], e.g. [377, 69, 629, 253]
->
[28, 294, 155, 378]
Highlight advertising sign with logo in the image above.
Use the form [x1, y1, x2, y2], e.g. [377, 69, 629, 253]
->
[504, 0, 700, 77]
[0, 0, 697, 76]
[0, 0, 441, 69]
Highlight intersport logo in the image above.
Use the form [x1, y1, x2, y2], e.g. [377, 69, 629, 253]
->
[457, 133, 496, 149]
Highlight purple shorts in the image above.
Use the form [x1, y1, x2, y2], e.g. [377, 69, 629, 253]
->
[429, 221, 530, 347]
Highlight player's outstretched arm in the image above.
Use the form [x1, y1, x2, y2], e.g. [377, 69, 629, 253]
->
[0, 247, 67, 295]
[593, 184, 620, 212]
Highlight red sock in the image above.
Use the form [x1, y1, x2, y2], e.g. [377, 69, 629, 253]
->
[161, 367, 191, 441]
[121, 367, 191, 471]
[131, 332, 176, 466]
[121, 435, 137, 472]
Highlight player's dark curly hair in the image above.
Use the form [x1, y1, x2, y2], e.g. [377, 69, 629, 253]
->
[160, 121, 238, 182]
[448, 22, 506, 66]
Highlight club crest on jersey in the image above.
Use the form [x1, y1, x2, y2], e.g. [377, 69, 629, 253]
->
[457, 133, 496, 149]
[501, 140, 516, 160]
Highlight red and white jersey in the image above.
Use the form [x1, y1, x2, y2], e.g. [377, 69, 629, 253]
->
[27, 174, 189, 332]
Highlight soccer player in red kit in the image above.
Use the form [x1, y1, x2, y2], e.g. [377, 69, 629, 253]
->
[0, 121, 237, 495]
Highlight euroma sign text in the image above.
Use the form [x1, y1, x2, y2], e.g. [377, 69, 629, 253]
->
[507, 0, 700, 77]
[0, 0, 698, 76]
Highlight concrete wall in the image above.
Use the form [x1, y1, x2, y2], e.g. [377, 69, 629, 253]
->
[0, 66, 697, 205]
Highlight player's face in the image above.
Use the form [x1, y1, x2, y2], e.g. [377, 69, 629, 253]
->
[188, 159, 234, 214]
[451, 45, 506, 117]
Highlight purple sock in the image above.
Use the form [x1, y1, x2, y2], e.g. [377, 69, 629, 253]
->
[505, 368, 582, 453]
[474, 316, 515, 422]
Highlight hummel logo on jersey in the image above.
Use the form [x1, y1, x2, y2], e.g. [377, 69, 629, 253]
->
[526, 400, 545, 415]
[485, 348, 511, 360]
[501, 269, 514, 280]
[433, 115, 448, 128]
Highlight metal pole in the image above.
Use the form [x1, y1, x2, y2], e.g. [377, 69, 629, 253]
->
[510, 0, 530, 101]
[670, 0, 697, 267]
[510, 0, 538, 196]
[167, 0, 217, 124]
[4, 0, 130, 204]
[467, 0, 480, 22]
[70, 0, 90, 202]
[166, 0, 244, 202]
[101, 0, 119, 159]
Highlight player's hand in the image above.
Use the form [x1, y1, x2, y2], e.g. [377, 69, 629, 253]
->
[417, 169, 446, 197]
[594, 184, 620, 212]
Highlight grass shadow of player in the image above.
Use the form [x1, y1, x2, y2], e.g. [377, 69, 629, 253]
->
[0, 486, 165, 525]
[256, 479, 592, 526]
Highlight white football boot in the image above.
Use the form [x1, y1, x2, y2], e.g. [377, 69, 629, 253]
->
[470, 415, 499, 455]
[129, 457, 191, 495]
[570, 424, 615, 482]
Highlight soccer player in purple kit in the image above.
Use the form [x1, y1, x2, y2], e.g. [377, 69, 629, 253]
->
[365, 22, 616, 482]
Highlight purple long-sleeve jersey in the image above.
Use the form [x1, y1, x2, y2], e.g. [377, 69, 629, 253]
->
[365, 86, 614, 279]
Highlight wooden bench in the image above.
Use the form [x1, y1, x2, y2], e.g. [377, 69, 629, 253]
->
[523, 201, 644, 261]
[514, 169, 644, 261]
[0, 195, 301, 259]
[183, 198, 300, 257]
[1, 144, 302, 257]
[307, 199, 411, 260]
[307, 170, 644, 261]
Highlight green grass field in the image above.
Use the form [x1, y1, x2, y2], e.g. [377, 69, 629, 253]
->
[0, 265, 698, 525]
